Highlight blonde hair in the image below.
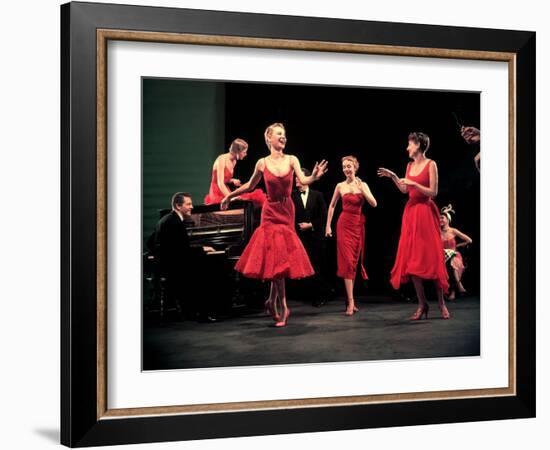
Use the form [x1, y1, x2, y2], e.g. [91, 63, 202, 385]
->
[264, 122, 285, 148]
[341, 155, 359, 173]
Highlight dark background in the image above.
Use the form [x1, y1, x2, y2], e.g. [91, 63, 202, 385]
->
[143, 79, 480, 296]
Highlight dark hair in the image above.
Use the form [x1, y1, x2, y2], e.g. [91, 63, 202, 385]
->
[171, 192, 190, 208]
[408, 132, 431, 153]
[301, 168, 311, 177]
[229, 138, 248, 154]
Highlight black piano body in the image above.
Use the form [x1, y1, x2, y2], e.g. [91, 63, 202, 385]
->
[184, 200, 258, 258]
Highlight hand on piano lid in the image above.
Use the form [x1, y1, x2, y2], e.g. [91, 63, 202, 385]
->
[220, 196, 230, 210]
[202, 246, 217, 253]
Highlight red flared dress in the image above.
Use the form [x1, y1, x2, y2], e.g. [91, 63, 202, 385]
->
[336, 193, 368, 280]
[204, 165, 266, 206]
[234, 164, 314, 280]
[390, 160, 449, 293]
[443, 237, 465, 280]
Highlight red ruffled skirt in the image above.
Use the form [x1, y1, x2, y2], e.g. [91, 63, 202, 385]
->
[449, 251, 465, 279]
[235, 197, 313, 280]
[204, 189, 266, 207]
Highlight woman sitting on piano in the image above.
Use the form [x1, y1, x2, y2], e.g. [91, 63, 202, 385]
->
[204, 138, 266, 207]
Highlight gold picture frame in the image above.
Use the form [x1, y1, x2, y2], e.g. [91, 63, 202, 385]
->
[62, 2, 534, 446]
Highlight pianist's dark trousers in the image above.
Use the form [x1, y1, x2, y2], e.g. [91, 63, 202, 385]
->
[296, 232, 333, 304]
[164, 255, 221, 320]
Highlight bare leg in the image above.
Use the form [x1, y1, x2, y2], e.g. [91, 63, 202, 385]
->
[344, 278, 355, 315]
[266, 282, 276, 304]
[453, 269, 467, 293]
[352, 279, 359, 312]
[265, 281, 280, 321]
[275, 278, 287, 312]
[274, 277, 290, 327]
[411, 276, 428, 307]
[410, 276, 429, 320]
[437, 283, 451, 319]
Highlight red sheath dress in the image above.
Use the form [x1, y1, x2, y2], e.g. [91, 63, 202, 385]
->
[234, 164, 314, 280]
[336, 193, 368, 280]
[204, 165, 266, 206]
[390, 160, 449, 292]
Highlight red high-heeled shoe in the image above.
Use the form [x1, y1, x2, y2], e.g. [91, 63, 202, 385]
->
[274, 308, 290, 327]
[439, 304, 451, 320]
[409, 303, 429, 320]
[264, 300, 280, 322]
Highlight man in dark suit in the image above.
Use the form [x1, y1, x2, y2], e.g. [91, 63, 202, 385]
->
[153, 192, 217, 322]
[291, 169, 332, 306]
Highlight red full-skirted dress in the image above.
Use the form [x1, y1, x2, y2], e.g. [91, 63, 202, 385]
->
[443, 236, 465, 280]
[390, 160, 449, 293]
[204, 165, 266, 207]
[336, 193, 368, 280]
[234, 163, 314, 280]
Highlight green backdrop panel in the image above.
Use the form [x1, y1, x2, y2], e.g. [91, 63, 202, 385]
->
[142, 78, 225, 241]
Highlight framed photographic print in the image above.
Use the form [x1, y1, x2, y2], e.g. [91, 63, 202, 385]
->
[61, 1, 535, 447]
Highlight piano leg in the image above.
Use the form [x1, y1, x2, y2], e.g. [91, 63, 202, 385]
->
[230, 272, 247, 308]
[159, 277, 166, 322]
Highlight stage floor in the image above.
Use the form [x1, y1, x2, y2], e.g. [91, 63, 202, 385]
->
[143, 296, 480, 371]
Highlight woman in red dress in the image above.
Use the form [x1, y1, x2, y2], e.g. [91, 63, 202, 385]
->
[325, 156, 377, 316]
[440, 204, 473, 300]
[204, 138, 266, 206]
[378, 132, 450, 320]
[221, 123, 328, 327]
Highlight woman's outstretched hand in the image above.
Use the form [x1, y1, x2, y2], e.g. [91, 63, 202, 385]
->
[312, 160, 329, 180]
[377, 167, 397, 179]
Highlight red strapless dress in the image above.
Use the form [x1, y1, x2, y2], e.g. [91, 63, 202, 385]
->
[204, 165, 266, 206]
[336, 193, 368, 280]
[443, 237, 465, 279]
[390, 161, 449, 293]
[235, 165, 314, 280]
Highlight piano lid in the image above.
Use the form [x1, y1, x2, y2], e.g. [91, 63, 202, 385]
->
[185, 202, 245, 236]
[157, 201, 257, 252]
